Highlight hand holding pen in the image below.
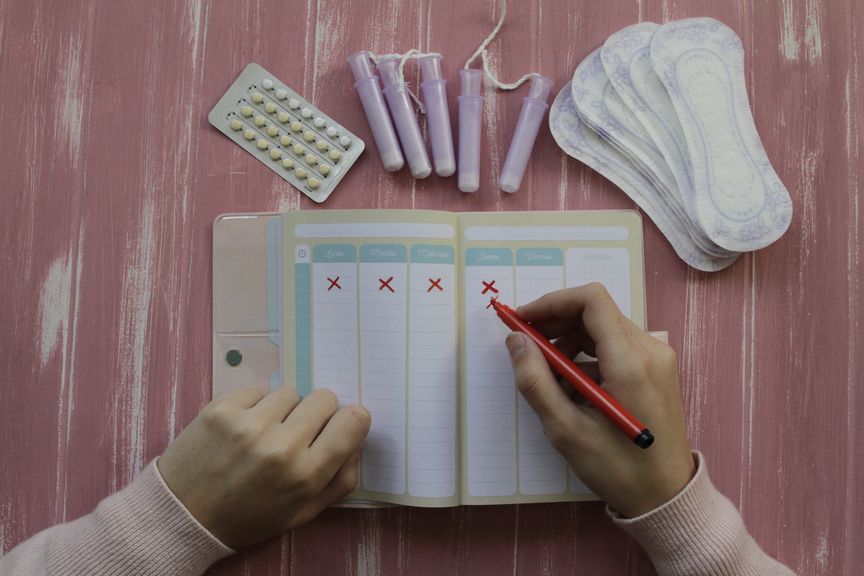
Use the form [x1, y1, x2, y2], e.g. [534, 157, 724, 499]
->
[501, 283, 695, 518]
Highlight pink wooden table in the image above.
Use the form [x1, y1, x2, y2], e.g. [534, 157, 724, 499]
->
[1, 0, 861, 573]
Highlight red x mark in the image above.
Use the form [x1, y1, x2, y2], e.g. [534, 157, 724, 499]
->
[378, 276, 395, 293]
[427, 278, 443, 292]
[486, 295, 499, 309]
[481, 280, 499, 295]
[327, 276, 341, 290]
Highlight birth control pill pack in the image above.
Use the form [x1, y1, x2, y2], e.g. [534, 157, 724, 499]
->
[209, 63, 365, 203]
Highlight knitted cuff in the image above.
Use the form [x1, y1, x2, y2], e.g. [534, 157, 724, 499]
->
[608, 452, 793, 576]
[46, 460, 233, 575]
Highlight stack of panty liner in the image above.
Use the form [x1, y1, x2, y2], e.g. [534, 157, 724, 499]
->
[549, 18, 793, 271]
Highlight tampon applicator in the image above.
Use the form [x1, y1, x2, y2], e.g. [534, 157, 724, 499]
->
[377, 56, 432, 179]
[499, 74, 553, 193]
[458, 68, 484, 193]
[419, 54, 456, 177]
[347, 51, 404, 172]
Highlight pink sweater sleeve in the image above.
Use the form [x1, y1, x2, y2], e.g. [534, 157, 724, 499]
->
[608, 452, 795, 575]
[0, 459, 233, 575]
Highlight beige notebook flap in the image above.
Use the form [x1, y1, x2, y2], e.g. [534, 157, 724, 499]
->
[212, 213, 281, 399]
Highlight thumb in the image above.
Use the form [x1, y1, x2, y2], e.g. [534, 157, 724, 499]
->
[506, 332, 582, 433]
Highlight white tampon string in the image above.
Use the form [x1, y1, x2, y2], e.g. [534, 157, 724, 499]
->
[464, 0, 508, 69]
[368, 49, 436, 114]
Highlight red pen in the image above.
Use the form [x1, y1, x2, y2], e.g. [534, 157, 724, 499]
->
[491, 298, 654, 449]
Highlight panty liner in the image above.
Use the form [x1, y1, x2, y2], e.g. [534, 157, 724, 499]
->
[550, 17, 792, 269]
[549, 87, 738, 272]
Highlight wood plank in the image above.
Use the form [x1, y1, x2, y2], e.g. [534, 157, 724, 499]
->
[0, 0, 861, 573]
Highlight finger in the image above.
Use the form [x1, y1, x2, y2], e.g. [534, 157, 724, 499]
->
[290, 452, 361, 528]
[220, 384, 266, 409]
[554, 334, 591, 360]
[517, 284, 634, 349]
[505, 332, 588, 437]
[250, 385, 301, 422]
[282, 389, 340, 446]
[308, 404, 371, 484]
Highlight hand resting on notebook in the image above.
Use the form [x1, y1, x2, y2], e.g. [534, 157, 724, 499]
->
[158, 387, 371, 548]
[505, 282, 695, 518]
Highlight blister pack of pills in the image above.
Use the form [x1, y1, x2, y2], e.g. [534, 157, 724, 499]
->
[209, 63, 365, 203]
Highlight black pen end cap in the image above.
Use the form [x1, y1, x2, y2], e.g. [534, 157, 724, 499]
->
[634, 429, 654, 449]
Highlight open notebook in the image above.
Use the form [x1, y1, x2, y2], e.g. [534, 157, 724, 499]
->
[276, 210, 646, 507]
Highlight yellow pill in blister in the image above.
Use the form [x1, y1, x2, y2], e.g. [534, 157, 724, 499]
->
[266, 125, 279, 137]
[269, 148, 282, 160]
[243, 129, 255, 140]
[315, 140, 328, 151]
[282, 158, 294, 169]
[303, 131, 315, 142]
[229, 119, 243, 131]
[256, 139, 269, 150]
[292, 144, 304, 155]
[277, 112, 290, 123]
[318, 164, 331, 176]
[294, 167, 307, 179]
[254, 115, 266, 126]
[308, 177, 320, 189]
[251, 92, 264, 103]
[328, 149, 342, 161]
[264, 102, 277, 114]
[290, 121, 302, 132]
[304, 153, 317, 165]
[240, 105, 253, 117]
[280, 135, 291, 147]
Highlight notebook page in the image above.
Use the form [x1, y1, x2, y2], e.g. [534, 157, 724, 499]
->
[458, 211, 645, 505]
[514, 249, 568, 495]
[282, 210, 460, 507]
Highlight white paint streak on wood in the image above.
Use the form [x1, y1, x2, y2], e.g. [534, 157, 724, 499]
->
[799, 150, 819, 267]
[557, 153, 568, 209]
[780, 0, 800, 62]
[312, 0, 322, 101]
[804, 0, 823, 62]
[815, 532, 829, 570]
[118, 195, 156, 480]
[54, 33, 84, 162]
[314, 0, 348, 102]
[38, 256, 72, 368]
[167, 0, 208, 441]
[681, 268, 703, 441]
[59, 224, 85, 522]
[117, 21, 163, 481]
[357, 512, 381, 576]
[304, 0, 315, 97]
[844, 47, 860, 571]
[660, 0, 671, 25]
[738, 254, 755, 508]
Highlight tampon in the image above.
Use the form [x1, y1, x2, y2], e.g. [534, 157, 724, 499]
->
[377, 56, 432, 179]
[458, 69, 484, 193]
[347, 51, 404, 172]
[419, 54, 456, 177]
[499, 74, 553, 193]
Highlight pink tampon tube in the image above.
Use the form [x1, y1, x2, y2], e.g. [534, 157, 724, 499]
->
[347, 51, 405, 172]
[499, 75, 554, 193]
[419, 54, 455, 177]
[376, 56, 432, 179]
[458, 69, 484, 193]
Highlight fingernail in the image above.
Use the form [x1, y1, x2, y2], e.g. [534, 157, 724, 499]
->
[506, 332, 526, 359]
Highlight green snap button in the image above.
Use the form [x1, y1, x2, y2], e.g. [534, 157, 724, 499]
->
[226, 349, 243, 367]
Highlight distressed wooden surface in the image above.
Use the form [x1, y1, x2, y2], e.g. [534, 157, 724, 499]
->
[1, 0, 861, 573]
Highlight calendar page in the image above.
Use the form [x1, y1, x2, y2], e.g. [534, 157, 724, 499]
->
[281, 210, 645, 507]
